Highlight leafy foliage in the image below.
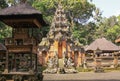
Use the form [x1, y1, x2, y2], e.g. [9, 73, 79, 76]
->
[0, 0, 8, 8]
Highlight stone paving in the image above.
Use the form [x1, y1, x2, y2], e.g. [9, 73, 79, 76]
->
[43, 71, 120, 81]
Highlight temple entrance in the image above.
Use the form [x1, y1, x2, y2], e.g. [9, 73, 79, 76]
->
[42, 51, 47, 65]
[58, 42, 63, 59]
[74, 51, 79, 67]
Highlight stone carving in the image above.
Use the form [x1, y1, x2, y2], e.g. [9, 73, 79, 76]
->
[67, 57, 74, 68]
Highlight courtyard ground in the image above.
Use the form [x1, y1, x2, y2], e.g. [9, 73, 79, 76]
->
[43, 71, 120, 81]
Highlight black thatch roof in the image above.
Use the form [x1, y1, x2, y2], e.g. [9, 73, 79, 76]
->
[0, 3, 48, 28]
[0, 43, 6, 52]
[85, 38, 120, 53]
[0, 3, 41, 15]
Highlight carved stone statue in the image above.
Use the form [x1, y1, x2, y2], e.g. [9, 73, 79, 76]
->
[47, 56, 53, 69]
[67, 57, 74, 68]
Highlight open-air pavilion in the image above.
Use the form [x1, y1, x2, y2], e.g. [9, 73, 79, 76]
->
[85, 37, 120, 69]
[86, 37, 119, 53]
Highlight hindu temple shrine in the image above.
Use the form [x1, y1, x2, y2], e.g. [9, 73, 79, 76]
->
[38, 2, 85, 73]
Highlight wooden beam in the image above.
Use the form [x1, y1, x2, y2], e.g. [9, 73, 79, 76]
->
[3, 18, 42, 28]
[3, 18, 35, 23]
[33, 19, 42, 28]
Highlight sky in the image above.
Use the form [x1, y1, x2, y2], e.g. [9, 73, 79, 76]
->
[91, 0, 120, 18]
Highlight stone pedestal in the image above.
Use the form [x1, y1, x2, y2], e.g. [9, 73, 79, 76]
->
[58, 59, 65, 73]
[94, 58, 104, 73]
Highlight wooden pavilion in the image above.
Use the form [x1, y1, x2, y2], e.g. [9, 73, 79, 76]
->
[0, 2, 47, 80]
[85, 37, 120, 69]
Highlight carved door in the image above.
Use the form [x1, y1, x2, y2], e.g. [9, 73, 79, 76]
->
[58, 42, 62, 59]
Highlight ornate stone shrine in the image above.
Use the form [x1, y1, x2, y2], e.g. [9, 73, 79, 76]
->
[38, 2, 84, 74]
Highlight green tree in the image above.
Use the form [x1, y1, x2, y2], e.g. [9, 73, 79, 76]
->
[106, 25, 120, 42]
[94, 16, 118, 42]
[106, 15, 120, 42]
[0, 0, 11, 43]
[0, 0, 8, 9]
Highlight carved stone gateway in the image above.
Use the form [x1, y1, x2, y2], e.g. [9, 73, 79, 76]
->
[38, 2, 83, 74]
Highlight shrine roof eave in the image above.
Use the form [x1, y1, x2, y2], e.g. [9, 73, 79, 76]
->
[86, 50, 119, 53]
[0, 14, 48, 28]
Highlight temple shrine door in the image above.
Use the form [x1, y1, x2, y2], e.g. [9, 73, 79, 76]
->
[58, 42, 62, 59]
[74, 51, 79, 67]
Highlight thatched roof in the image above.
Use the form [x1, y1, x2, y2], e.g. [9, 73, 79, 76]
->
[0, 3, 48, 28]
[86, 38, 119, 53]
[0, 43, 6, 52]
[0, 3, 41, 15]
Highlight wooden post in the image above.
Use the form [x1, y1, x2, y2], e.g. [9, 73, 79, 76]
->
[35, 54, 38, 72]
[30, 53, 33, 70]
[13, 54, 16, 71]
[113, 52, 118, 68]
[29, 52, 34, 74]
[4, 51, 8, 73]
[93, 50, 96, 68]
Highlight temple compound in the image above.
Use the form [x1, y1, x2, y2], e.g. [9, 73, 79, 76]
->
[38, 3, 85, 73]
[0, 1, 47, 81]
